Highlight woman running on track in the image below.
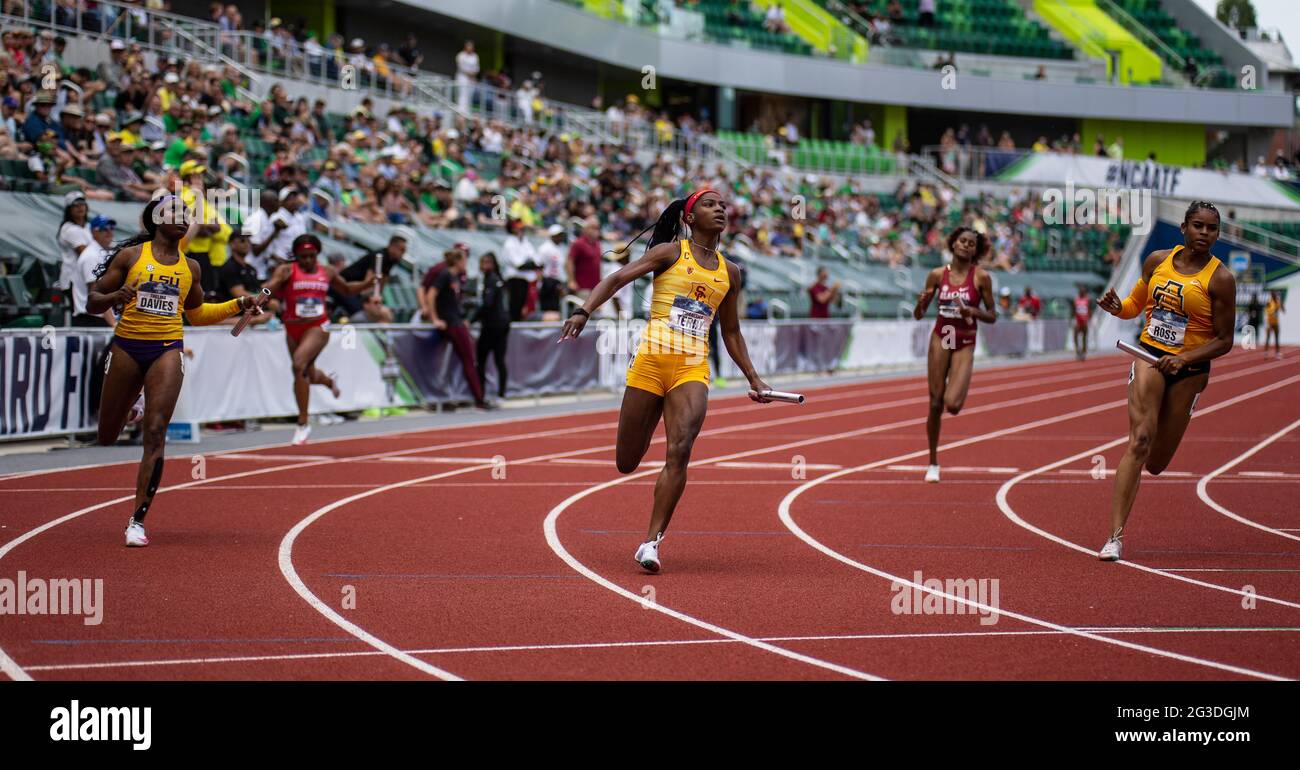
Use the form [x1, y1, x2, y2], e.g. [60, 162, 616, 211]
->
[1073, 286, 1092, 361]
[87, 195, 269, 547]
[263, 234, 375, 446]
[1096, 201, 1236, 562]
[911, 226, 996, 483]
[559, 190, 773, 573]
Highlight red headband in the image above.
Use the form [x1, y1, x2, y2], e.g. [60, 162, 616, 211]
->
[683, 189, 717, 218]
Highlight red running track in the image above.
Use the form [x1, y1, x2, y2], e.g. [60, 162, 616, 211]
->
[1, 348, 1297, 680]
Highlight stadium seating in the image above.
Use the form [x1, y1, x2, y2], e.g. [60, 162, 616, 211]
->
[715, 132, 899, 174]
[834, 0, 1075, 60]
[1101, 0, 1230, 86]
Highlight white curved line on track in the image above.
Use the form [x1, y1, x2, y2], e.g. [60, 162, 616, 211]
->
[776, 359, 1300, 680]
[285, 363, 1139, 681]
[1195, 417, 1300, 543]
[996, 371, 1300, 611]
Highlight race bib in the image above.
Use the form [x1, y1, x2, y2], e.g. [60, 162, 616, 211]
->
[667, 295, 712, 338]
[295, 297, 324, 319]
[135, 281, 180, 317]
[937, 299, 964, 319]
[1146, 307, 1187, 348]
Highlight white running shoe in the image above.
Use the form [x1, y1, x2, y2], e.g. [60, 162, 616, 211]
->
[1098, 536, 1123, 562]
[634, 533, 664, 573]
[292, 423, 312, 446]
[125, 520, 148, 547]
[924, 465, 941, 483]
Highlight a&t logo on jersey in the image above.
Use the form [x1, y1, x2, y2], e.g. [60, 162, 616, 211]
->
[1151, 280, 1185, 314]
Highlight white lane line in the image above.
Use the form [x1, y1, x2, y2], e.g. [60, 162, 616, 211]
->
[27, 625, 1300, 674]
[1164, 569, 1300, 573]
[886, 465, 1020, 474]
[997, 373, 1300, 612]
[1196, 417, 1300, 543]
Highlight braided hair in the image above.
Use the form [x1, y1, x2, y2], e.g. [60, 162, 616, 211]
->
[93, 195, 166, 279]
[1183, 200, 1220, 224]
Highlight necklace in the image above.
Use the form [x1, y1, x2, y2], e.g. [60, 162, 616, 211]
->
[690, 239, 718, 257]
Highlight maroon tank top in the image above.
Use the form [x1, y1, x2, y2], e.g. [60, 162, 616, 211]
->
[933, 264, 979, 343]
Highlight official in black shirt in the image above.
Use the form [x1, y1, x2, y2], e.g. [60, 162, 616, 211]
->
[213, 227, 278, 326]
[332, 235, 407, 322]
[472, 252, 511, 399]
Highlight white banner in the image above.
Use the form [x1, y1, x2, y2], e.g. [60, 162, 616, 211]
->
[1002, 153, 1300, 210]
[172, 326, 408, 423]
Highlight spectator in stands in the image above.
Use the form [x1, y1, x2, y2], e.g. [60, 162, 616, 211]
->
[1, 96, 20, 143]
[95, 133, 153, 201]
[179, 160, 232, 297]
[455, 40, 479, 114]
[1016, 286, 1041, 319]
[887, 0, 904, 24]
[265, 186, 307, 265]
[918, 0, 936, 28]
[1106, 136, 1124, 160]
[428, 247, 490, 409]
[22, 90, 61, 145]
[997, 286, 1013, 314]
[334, 235, 405, 323]
[764, 2, 791, 34]
[808, 267, 841, 319]
[1033, 65, 1047, 80]
[536, 223, 568, 321]
[473, 251, 511, 401]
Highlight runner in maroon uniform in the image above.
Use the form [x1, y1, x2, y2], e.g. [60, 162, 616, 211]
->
[263, 234, 374, 444]
[912, 227, 997, 483]
[1072, 286, 1091, 361]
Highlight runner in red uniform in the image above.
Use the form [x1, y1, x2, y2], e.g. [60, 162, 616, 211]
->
[1072, 286, 1091, 361]
[263, 234, 374, 444]
[912, 227, 996, 483]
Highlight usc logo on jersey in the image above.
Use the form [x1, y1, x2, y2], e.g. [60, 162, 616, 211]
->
[690, 283, 714, 303]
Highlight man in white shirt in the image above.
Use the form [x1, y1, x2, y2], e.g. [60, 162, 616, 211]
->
[455, 41, 480, 114]
[535, 224, 567, 321]
[265, 187, 307, 268]
[500, 219, 539, 321]
[243, 189, 281, 279]
[70, 215, 117, 328]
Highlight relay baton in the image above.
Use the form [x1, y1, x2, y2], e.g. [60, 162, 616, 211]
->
[231, 288, 271, 337]
[756, 389, 806, 404]
[1116, 339, 1160, 366]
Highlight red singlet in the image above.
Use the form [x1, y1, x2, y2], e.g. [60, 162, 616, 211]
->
[280, 262, 330, 341]
[933, 264, 980, 350]
[1074, 296, 1090, 327]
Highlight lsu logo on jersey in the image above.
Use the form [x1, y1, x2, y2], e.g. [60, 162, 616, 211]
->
[1151, 280, 1185, 314]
